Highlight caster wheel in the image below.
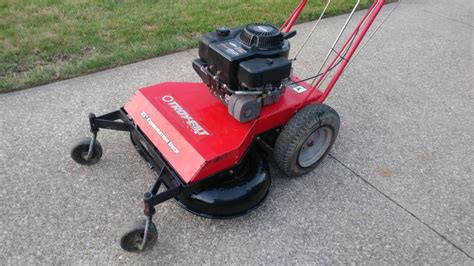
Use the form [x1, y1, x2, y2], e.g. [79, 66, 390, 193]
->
[70, 137, 103, 165]
[120, 219, 158, 252]
[274, 104, 340, 177]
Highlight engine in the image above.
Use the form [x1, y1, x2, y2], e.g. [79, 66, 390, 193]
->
[193, 23, 296, 122]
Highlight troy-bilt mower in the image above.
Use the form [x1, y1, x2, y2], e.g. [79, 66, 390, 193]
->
[71, 0, 395, 252]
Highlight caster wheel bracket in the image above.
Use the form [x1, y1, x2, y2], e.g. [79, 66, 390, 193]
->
[85, 132, 97, 160]
[138, 216, 153, 251]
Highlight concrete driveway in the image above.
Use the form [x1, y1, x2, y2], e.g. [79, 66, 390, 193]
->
[1, 0, 472, 264]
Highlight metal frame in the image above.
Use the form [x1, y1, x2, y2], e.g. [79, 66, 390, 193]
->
[87, 109, 234, 215]
[89, 110, 273, 216]
[86, 109, 275, 249]
[311, 0, 385, 102]
[88, 110, 179, 210]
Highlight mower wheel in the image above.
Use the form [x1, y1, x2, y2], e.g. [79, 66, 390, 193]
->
[274, 104, 339, 177]
[120, 219, 158, 252]
[70, 137, 103, 165]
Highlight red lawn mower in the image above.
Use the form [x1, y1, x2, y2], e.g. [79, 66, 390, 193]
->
[71, 0, 395, 252]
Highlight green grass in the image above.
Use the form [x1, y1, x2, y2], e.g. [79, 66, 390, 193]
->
[0, 0, 392, 92]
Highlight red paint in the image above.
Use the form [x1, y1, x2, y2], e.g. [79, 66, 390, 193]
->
[280, 0, 308, 33]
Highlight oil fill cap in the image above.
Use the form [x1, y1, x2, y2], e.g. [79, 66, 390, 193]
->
[216, 27, 231, 36]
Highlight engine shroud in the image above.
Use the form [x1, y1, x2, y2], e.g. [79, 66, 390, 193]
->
[193, 23, 294, 122]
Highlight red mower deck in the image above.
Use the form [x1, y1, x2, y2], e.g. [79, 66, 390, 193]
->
[124, 77, 319, 183]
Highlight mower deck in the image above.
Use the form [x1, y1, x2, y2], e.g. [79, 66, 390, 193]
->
[124, 78, 320, 184]
[130, 128, 271, 218]
[87, 108, 272, 219]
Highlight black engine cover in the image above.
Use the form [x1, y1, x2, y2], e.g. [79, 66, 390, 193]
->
[197, 24, 290, 89]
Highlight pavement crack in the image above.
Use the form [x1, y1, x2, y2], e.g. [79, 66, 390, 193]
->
[328, 153, 473, 260]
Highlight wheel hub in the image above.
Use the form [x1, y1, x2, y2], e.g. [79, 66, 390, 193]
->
[298, 126, 333, 168]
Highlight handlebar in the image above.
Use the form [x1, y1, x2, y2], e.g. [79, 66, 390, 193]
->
[281, 0, 387, 103]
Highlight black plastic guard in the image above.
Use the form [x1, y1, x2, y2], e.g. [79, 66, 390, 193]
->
[167, 149, 271, 219]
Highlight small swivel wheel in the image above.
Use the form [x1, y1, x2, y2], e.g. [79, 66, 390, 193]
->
[274, 104, 340, 177]
[120, 218, 158, 252]
[71, 137, 103, 165]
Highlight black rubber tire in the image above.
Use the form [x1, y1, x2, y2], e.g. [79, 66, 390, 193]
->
[120, 219, 158, 252]
[274, 104, 340, 177]
[70, 137, 103, 165]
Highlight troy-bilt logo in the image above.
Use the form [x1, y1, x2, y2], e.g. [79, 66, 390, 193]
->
[141, 111, 180, 154]
[161, 96, 210, 136]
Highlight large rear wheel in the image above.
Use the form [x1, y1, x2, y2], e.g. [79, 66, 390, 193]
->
[274, 104, 340, 177]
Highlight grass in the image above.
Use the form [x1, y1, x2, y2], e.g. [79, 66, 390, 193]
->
[0, 0, 393, 93]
